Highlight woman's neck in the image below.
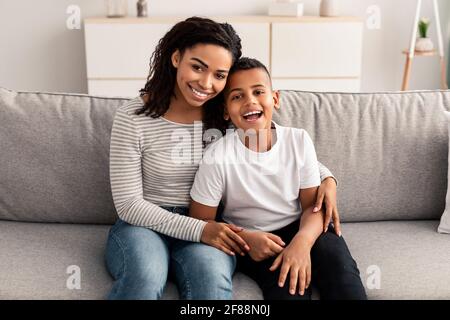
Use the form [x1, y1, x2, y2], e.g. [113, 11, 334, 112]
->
[163, 93, 203, 125]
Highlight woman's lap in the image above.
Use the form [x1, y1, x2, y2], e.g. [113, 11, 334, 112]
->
[171, 240, 236, 299]
[105, 219, 171, 299]
[105, 218, 235, 300]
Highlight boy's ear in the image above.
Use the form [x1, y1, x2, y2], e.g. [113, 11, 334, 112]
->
[273, 90, 280, 110]
[171, 50, 181, 68]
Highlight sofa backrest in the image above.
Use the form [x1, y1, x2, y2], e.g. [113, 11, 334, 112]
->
[1, 88, 449, 224]
[0, 88, 127, 224]
[274, 90, 450, 222]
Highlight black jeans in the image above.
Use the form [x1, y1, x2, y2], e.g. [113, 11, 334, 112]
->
[237, 220, 367, 300]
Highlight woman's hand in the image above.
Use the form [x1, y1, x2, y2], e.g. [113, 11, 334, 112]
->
[269, 236, 312, 296]
[240, 230, 285, 262]
[313, 177, 342, 236]
[201, 221, 250, 256]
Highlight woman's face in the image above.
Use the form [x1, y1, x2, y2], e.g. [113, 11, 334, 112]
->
[171, 44, 233, 108]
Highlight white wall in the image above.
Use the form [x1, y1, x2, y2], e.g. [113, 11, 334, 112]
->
[0, 0, 449, 93]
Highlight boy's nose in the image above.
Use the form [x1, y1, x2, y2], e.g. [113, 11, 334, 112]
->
[244, 95, 258, 106]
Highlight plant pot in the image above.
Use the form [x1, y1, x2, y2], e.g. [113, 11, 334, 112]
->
[415, 37, 434, 52]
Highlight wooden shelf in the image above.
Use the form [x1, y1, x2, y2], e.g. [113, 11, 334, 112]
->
[402, 49, 437, 57]
[84, 15, 363, 24]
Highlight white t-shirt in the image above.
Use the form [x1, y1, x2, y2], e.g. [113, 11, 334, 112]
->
[190, 122, 321, 232]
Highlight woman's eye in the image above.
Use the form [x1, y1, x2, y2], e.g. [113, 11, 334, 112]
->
[231, 95, 241, 101]
[216, 73, 226, 80]
[192, 65, 203, 71]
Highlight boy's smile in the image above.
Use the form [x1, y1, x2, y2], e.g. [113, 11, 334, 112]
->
[224, 68, 279, 133]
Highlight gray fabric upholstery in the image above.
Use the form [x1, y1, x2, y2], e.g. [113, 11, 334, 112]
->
[1, 220, 448, 300]
[0, 88, 125, 224]
[439, 111, 450, 233]
[1, 87, 450, 300]
[274, 90, 450, 222]
[0, 220, 262, 300]
[341, 220, 450, 299]
[2, 88, 450, 225]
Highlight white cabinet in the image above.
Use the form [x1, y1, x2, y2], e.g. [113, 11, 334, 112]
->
[271, 22, 363, 77]
[85, 23, 174, 79]
[231, 23, 270, 68]
[270, 21, 363, 92]
[84, 16, 363, 97]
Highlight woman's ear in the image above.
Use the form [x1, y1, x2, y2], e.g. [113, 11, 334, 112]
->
[171, 50, 181, 68]
[273, 90, 281, 110]
[223, 106, 230, 121]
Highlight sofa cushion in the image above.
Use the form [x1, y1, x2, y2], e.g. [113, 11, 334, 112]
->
[341, 220, 450, 299]
[1, 220, 449, 300]
[274, 90, 450, 222]
[0, 220, 262, 300]
[439, 110, 450, 233]
[0, 88, 126, 224]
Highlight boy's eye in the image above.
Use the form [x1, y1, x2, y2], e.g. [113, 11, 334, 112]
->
[255, 89, 265, 95]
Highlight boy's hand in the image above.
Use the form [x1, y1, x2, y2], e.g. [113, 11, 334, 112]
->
[240, 230, 285, 262]
[313, 177, 342, 236]
[269, 236, 312, 296]
[201, 221, 250, 256]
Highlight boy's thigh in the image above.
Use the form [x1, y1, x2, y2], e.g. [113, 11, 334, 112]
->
[237, 256, 311, 300]
[310, 225, 356, 270]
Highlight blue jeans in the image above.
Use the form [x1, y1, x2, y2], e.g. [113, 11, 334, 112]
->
[105, 206, 236, 300]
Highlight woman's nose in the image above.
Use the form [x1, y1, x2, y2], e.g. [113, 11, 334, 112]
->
[198, 74, 213, 90]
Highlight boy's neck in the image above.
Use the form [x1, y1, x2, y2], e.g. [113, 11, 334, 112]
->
[238, 125, 276, 153]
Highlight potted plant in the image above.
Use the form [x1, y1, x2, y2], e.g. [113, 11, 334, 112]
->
[415, 18, 434, 52]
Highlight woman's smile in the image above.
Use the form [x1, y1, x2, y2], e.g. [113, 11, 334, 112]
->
[189, 84, 213, 101]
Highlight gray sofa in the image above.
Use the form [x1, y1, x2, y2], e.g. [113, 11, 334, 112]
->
[1, 87, 450, 300]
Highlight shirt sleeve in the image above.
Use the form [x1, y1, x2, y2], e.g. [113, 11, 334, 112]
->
[190, 147, 224, 207]
[109, 106, 206, 242]
[318, 161, 338, 186]
[299, 130, 322, 189]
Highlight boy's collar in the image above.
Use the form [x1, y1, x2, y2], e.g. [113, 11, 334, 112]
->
[227, 121, 278, 131]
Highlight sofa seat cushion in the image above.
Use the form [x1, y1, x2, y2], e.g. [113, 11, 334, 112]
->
[0, 220, 262, 299]
[342, 220, 450, 299]
[1, 220, 449, 299]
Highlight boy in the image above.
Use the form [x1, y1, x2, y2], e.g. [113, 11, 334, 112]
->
[189, 58, 366, 300]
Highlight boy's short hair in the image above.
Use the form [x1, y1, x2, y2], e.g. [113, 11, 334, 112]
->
[228, 57, 272, 87]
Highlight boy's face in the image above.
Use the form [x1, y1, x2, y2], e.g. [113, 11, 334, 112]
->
[223, 68, 279, 133]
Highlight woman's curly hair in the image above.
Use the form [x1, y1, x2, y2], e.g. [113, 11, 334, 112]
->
[136, 16, 242, 135]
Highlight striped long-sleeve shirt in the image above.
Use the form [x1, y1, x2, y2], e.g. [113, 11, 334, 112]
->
[109, 97, 336, 242]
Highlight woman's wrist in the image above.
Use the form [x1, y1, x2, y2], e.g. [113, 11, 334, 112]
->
[323, 176, 337, 186]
